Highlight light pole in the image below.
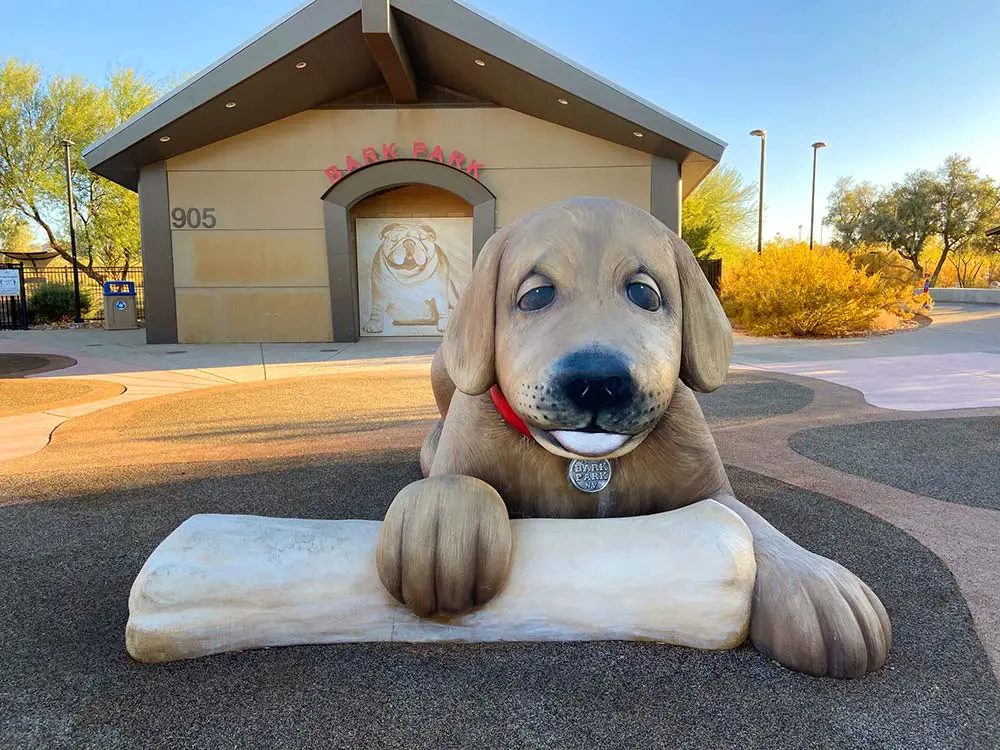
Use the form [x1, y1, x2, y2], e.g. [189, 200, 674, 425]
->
[61, 139, 82, 322]
[750, 129, 766, 254]
[809, 141, 826, 250]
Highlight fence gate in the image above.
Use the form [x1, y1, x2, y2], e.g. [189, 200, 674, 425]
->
[0, 263, 29, 331]
[698, 258, 723, 294]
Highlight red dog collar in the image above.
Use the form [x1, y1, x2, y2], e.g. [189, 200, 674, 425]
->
[490, 386, 532, 437]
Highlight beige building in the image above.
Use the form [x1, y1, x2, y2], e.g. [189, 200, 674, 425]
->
[84, 0, 725, 345]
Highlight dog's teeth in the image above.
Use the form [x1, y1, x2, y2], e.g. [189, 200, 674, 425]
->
[551, 431, 628, 457]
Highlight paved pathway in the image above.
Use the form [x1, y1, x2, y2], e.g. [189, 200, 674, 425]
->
[733, 304, 1000, 410]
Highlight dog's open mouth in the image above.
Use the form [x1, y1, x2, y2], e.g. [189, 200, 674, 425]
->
[526, 425, 649, 460]
[550, 430, 628, 456]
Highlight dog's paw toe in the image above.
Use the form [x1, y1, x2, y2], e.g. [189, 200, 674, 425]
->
[375, 475, 513, 617]
[751, 547, 891, 679]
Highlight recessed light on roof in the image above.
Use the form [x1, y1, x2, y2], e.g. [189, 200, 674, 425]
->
[474, 58, 486, 67]
[225, 101, 237, 108]
[557, 98, 569, 105]
[633, 131, 644, 138]
[295, 61, 307, 69]
[159, 136, 171, 142]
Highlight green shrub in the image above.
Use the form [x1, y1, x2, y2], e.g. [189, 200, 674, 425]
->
[28, 282, 92, 324]
[721, 243, 900, 337]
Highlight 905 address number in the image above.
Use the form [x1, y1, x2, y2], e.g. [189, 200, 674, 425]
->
[171, 207, 217, 229]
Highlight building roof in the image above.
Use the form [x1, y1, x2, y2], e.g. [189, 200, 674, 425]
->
[83, 0, 726, 195]
[987, 225, 1000, 237]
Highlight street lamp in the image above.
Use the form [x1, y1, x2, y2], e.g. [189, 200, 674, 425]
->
[750, 129, 766, 254]
[61, 139, 82, 322]
[809, 141, 827, 250]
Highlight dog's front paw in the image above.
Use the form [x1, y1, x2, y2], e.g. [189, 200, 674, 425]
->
[435, 315, 449, 333]
[362, 317, 384, 334]
[751, 542, 892, 678]
[375, 475, 512, 617]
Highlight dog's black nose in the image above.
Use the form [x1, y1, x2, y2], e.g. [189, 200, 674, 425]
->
[558, 351, 634, 411]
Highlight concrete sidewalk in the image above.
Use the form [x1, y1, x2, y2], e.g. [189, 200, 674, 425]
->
[732, 304, 1000, 411]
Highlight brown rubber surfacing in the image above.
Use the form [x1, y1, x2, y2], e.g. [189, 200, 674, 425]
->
[1, 450, 997, 749]
[0, 378, 125, 418]
[1, 366, 996, 747]
[0, 371, 438, 481]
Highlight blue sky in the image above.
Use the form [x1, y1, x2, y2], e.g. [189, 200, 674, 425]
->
[5, 0, 999, 242]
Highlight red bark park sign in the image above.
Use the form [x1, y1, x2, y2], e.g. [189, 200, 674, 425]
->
[324, 142, 484, 185]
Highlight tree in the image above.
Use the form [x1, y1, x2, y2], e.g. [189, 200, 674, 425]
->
[0, 214, 35, 257]
[0, 60, 163, 282]
[867, 170, 939, 277]
[682, 166, 756, 260]
[947, 245, 996, 287]
[824, 155, 1000, 284]
[929, 155, 1000, 286]
[824, 177, 879, 251]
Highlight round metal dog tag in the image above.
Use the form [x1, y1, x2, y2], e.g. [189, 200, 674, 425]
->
[568, 458, 612, 493]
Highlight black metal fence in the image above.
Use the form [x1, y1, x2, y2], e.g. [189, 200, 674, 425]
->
[698, 258, 723, 293]
[0, 263, 29, 330]
[21, 266, 145, 321]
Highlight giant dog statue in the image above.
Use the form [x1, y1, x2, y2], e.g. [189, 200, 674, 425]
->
[375, 198, 891, 679]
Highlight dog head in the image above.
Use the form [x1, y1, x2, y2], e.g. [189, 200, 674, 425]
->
[377, 223, 440, 280]
[442, 197, 732, 460]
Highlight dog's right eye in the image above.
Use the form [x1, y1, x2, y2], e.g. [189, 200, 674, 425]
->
[517, 286, 555, 312]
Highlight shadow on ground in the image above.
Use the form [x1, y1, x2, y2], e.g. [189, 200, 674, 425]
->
[1, 450, 997, 749]
[0, 353, 76, 378]
[790, 417, 1000, 511]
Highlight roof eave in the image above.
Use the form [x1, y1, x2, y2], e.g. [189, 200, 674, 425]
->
[83, 0, 361, 174]
[395, 0, 726, 160]
[84, 0, 727, 187]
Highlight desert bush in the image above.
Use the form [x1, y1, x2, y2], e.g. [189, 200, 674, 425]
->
[851, 245, 918, 286]
[850, 248, 932, 319]
[721, 243, 904, 337]
[28, 282, 92, 323]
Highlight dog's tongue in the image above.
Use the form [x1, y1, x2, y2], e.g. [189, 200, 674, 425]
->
[551, 431, 628, 457]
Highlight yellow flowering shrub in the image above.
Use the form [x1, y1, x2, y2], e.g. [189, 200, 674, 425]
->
[721, 243, 907, 337]
[849, 247, 934, 319]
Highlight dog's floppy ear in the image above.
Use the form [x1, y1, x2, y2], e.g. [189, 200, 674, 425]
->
[672, 234, 732, 393]
[418, 224, 437, 241]
[379, 223, 401, 239]
[441, 228, 508, 395]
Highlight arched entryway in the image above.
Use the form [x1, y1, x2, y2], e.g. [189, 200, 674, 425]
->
[321, 159, 496, 342]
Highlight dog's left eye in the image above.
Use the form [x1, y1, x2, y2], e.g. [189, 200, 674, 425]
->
[627, 282, 661, 311]
[518, 286, 555, 311]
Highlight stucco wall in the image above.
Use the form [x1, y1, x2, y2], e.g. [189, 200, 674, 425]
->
[165, 107, 652, 343]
